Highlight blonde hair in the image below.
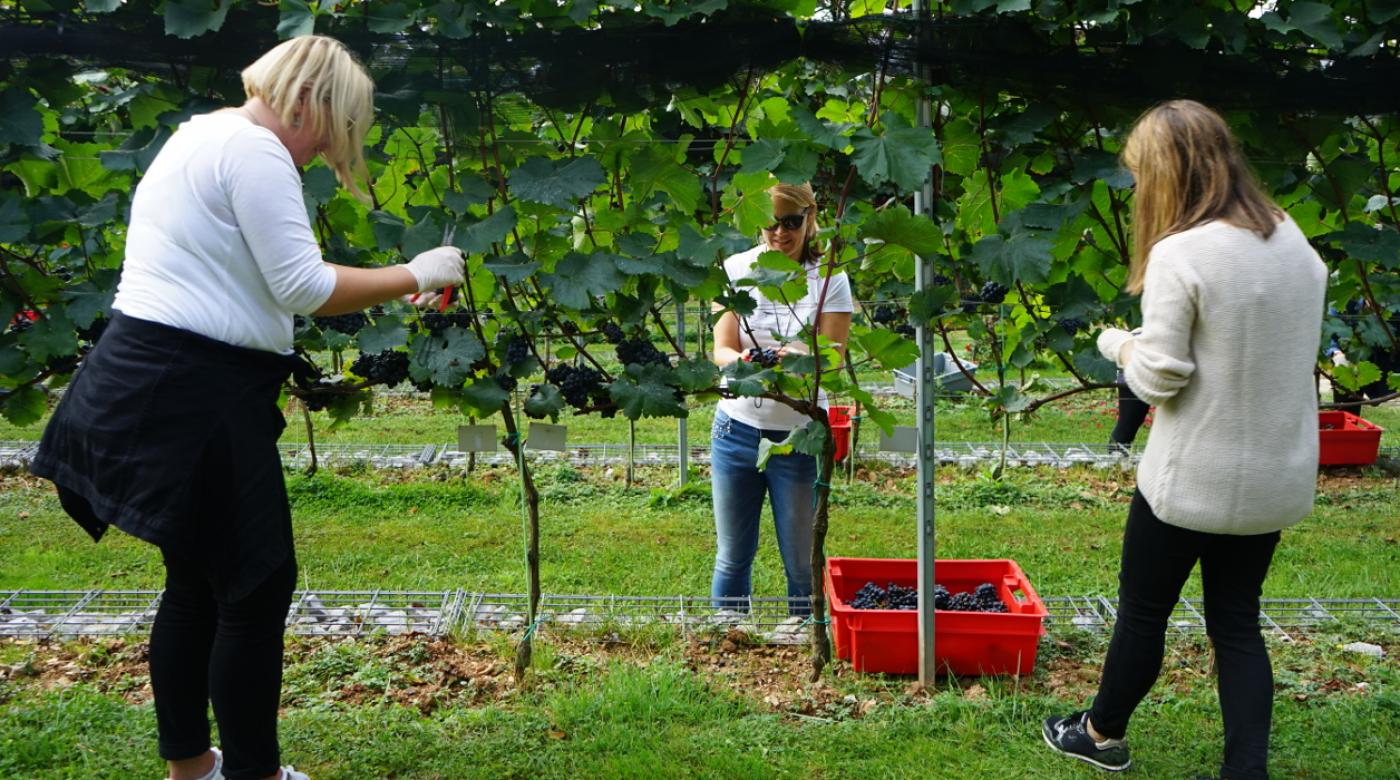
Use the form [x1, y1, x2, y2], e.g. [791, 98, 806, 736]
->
[241, 35, 375, 201]
[1120, 100, 1281, 294]
[768, 181, 823, 264]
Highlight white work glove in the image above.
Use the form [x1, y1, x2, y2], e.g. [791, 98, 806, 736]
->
[404, 246, 465, 292]
[400, 291, 442, 309]
[1096, 327, 1134, 367]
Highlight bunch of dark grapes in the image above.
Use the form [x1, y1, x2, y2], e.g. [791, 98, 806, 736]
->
[421, 311, 475, 335]
[546, 364, 605, 409]
[496, 373, 518, 392]
[560, 321, 580, 336]
[503, 335, 530, 366]
[313, 313, 368, 335]
[894, 324, 916, 337]
[76, 316, 108, 343]
[848, 581, 1006, 613]
[1058, 317, 1085, 335]
[744, 347, 780, 368]
[600, 321, 625, 344]
[7, 316, 34, 334]
[616, 337, 669, 368]
[979, 282, 1009, 305]
[349, 350, 410, 387]
[870, 304, 901, 325]
[932, 274, 953, 287]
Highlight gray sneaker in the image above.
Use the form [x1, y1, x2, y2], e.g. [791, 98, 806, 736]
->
[1042, 711, 1132, 771]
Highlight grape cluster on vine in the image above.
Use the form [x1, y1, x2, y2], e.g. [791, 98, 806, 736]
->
[421, 311, 475, 335]
[314, 313, 368, 335]
[349, 350, 410, 387]
[870, 304, 902, 325]
[503, 334, 530, 366]
[978, 282, 1009, 305]
[77, 316, 108, 343]
[615, 337, 669, 368]
[546, 364, 605, 409]
[600, 321, 625, 344]
[848, 581, 1007, 613]
[743, 347, 780, 368]
[1058, 317, 1085, 335]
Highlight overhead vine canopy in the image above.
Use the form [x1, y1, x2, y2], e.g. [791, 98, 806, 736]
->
[2, 0, 1398, 429]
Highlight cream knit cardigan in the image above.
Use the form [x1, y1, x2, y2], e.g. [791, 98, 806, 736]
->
[1097, 218, 1328, 535]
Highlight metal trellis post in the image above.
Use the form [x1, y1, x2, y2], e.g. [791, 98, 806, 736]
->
[677, 304, 688, 486]
[914, 0, 938, 687]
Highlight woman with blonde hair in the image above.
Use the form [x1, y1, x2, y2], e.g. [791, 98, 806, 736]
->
[30, 36, 463, 780]
[1041, 100, 1326, 780]
[709, 181, 852, 615]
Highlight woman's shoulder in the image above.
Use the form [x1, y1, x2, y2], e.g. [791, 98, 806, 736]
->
[722, 245, 766, 274]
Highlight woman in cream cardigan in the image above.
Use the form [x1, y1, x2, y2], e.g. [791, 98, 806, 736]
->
[1041, 101, 1327, 780]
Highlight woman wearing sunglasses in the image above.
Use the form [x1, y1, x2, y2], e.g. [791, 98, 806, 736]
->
[708, 182, 853, 616]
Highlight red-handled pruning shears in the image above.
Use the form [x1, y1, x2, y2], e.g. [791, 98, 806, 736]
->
[438, 223, 457, 312]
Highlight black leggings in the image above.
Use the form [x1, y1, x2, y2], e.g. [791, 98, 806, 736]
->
[1110, 382, 1151, 445]
[1090, 491, 1280, 780]
[151, 548, 296, 780]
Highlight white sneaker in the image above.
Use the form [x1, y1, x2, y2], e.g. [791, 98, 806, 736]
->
[280, 767, 310, 780]
[166, 747, 224, 780]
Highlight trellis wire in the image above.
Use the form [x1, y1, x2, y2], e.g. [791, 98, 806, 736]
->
[3, 590, 1397, 644]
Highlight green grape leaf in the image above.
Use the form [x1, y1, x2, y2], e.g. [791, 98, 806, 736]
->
[358, 316, 409, 354]
[444, 176, 496, 211]
[772, 141, 819, 184]
[368, 210, 406, 250]
[0, 89, 44, 146]
[1073, 348, 1118, 384]
[508, 156, 605, 208]
[971, 232, 1054, 286]
[1370, 0, 1400, 23]
[98, 126, 170, 173]
[859, 204, 942, 256]
[2, 387, 47, 427]
[524, 382, 565, 421]
[541, 252, 625, 310]
[722, 359, 774, 396]
[0, 192, 30, 242]
[19, 312, 77, 363]
[1331, 361, 1383, 391]
[459, 377, 511, 415]
[908, 286, 958, 324]
[854, 329, 921, 370]
[62, 274, 119, 328]
[408, 328, 484, 388]
[85, 0, 124, 11]
[631, 145, 702, 213]
[609, 364, 687, 419]
[303, 167, 339, 205]
[483, 253, 540, 283]
[164, 0, 233, 38]
[1071, 149, 1134, 190]
[277, 0, 317, 38]
[366, 2, 416, 32]
[456, 206, 517, 254]
[1288, 2, 1343, 49]
[1330, 223, 1400, 269]
[790, 105, 849, 151]
[672, 357, 719, 392]
[740, 139, 787, 173]
[850, 112, 941, 193]
[756, 420, 827, 469]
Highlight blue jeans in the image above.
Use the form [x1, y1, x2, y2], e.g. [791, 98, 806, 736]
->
[710, 410, 816, 615]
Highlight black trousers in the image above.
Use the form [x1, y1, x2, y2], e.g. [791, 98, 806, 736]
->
[1110, 382, 1151, 445]
[1090, 491, 1280, 780]
[151, 548, 296, 780]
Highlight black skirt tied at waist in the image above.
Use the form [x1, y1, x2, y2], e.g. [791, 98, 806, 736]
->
[30, 312, 306, 601]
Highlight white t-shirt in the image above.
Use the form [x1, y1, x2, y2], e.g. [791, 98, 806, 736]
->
[716, 245, 854, 432]
[113, 112, 337, 354]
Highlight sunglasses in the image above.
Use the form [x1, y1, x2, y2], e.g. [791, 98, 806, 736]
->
[763, 207, 811, 232]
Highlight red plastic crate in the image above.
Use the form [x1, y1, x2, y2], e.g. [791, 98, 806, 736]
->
[825, 557, 1047, 676]
[1318, 411, 1383, 466]
[828, 405, 853, 462]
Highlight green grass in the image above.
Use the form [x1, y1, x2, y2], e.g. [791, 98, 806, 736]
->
[3, 465, 1397, 599]
[2, 642, 1396, 779]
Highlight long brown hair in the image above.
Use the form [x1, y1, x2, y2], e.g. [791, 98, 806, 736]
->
[1120, 100, 1281, 293]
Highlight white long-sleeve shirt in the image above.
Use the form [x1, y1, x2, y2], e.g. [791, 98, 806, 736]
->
[113, 112, 337, 354]
[1097, 217, 1328, 535]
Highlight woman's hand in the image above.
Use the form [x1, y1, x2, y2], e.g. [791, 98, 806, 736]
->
[401, 291, 442, 309]
[404, 246, 465, 292]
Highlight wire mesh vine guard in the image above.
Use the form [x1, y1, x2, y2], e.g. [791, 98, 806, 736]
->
[2, 590, 1397, 644]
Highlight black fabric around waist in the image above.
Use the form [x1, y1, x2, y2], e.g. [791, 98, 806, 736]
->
[30, 312, 301, 601]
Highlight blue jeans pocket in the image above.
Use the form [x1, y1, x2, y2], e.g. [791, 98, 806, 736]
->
[711, 412, 733, 441]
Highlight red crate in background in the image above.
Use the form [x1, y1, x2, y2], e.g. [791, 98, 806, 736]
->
[1318, 411, 1383, 466]
[825, 557, 1047, 676]
[828, 405, 853, 462]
